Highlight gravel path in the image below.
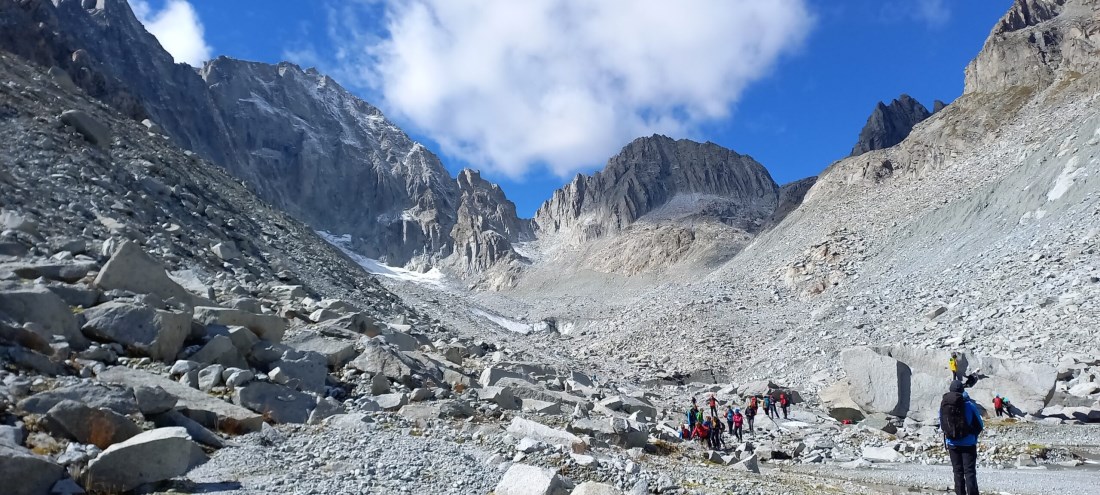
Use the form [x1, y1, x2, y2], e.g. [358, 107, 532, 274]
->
[784, 462, 1100, 495]
[176, 416, 498, 495]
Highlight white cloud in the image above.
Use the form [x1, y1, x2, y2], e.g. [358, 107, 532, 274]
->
[914, 0, 951, 26]
[335, 0, 812, 178]
[129, 0, 212, 67]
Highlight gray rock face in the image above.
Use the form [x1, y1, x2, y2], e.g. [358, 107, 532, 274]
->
[446, 169, 532, 275]
[93, 241, 208, 307]
[44, 400, 141, 449]
[494, 463, 568, 495]
[965, 0, 1097, 95]
[18, 382, 138, 416]
[849, 95, 933, 157]
[0, 444, 64, 495]
[840, 346, 1057, 421]
[98, 367, 263, 434]
[233, 382, 316, 424]
[534, 135, 780, 243]
[0, 283, 89, 350]
[83, 427, 203, 493]
[80, 302, 190, 361]
[200, 58, 461, 267]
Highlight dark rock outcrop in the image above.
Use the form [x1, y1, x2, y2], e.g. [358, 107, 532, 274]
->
[849, 95, 933, 157]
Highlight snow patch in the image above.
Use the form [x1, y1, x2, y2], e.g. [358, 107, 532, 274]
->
[317, 231, 446, 286]
[470, 309, 549, 335]
[1047, 156, 1085, 201]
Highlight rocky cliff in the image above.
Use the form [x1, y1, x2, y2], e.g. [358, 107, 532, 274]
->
[964, 0, 1099, 95]
[533, 135, 780, 244]
[0, 0, 525, 271]
[849, 94, 938, 157]
[445, 169, 532, 275]
[199, 58, 458, 267]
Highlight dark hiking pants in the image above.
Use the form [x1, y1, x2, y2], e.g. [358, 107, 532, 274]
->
[733, 426, 743, 442]
[781, 405, 789, 419]
[948, 444, 979, 495]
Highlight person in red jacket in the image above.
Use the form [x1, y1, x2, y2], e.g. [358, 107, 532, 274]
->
[692, 420, 708, 445]
[779, 392, 791, 419]
[731, 408, 745, 442]
[992, 395, 1004, 418]
[707, 393, 719, 419]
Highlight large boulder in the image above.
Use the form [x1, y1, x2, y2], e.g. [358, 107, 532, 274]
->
[83, 427, 203, 493]
[98, 367, 262, 434]
[507, 417, 586, 453]
[93, 242, 209, 307]
[0, 260, 97, 284]
[193, 306, 286, 343]
[285, 332, 357, 367]
[841, 347, 909, 417]
[0, 284, 89, 349]
[60, 109, 110, 148]
[44, 400, 142, 449]
[188, 335, 248, 369]
[841, 346, 1057, 420]
[233, 382, 316, 424]
[269, 349, 327, 393]
[348, 340, 415, 386]
[80, 302, 190, 361]
[494, 463, 568, 495]
[18, 382, 138, 415]
[0, 444, 64, 495]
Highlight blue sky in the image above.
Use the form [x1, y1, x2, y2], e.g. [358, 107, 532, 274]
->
[136, 0, 1011, 218]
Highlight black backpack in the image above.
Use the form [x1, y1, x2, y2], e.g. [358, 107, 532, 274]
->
[940, 392, 982, 440]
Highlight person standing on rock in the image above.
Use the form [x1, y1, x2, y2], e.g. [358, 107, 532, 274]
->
[732, 408, 745, 443]
[767, 394, 780, 419]
[949, 352, 961, 381]
[707, 393, 719, 419]
[762, 395, 773, 419]
[725, 405, 735, 433]
[688, 403, 699, 430]
[779, 392, 790, 419]
[993, 395, 1005, 418]
[940, 380, 984, 495]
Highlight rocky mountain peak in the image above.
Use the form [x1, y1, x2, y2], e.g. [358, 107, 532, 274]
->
[964, 0, 1096, 95]
[849, 94, 933, 157]
[446, 169, 532, 275]
[533, 135, 780, 242]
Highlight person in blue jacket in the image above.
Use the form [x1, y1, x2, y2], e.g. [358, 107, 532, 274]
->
[940, 380, 984, 495]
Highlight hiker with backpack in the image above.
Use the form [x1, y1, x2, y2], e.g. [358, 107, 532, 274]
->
[731, 408, 744, 442]
[745, 399, 757, 435]
[1003, 397, 1017, 419]
[949, 352, 962, 381]
[762, 395, 773, 419]
[779, 392, 790, 419]
[767, 394, 780, 418]
[711, 416, 726, 450]
[725, 405, 735, 433]
[993, 395, 1005, 418]
[692, 418, 709, 446]
[940, 380, 984, 495]
[707, 393, 719, 419]
[687, 404, 698, 430]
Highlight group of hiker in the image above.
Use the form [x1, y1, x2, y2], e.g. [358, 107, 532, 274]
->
[679, 391, 794, 450]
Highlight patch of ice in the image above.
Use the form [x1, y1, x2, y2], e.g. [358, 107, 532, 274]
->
[317, 231, 445, 287]
[1047, 156, 1085, 201]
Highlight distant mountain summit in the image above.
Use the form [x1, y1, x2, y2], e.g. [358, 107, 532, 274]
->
[534, 135, 780, 243]
[849, 94, 941, 157]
